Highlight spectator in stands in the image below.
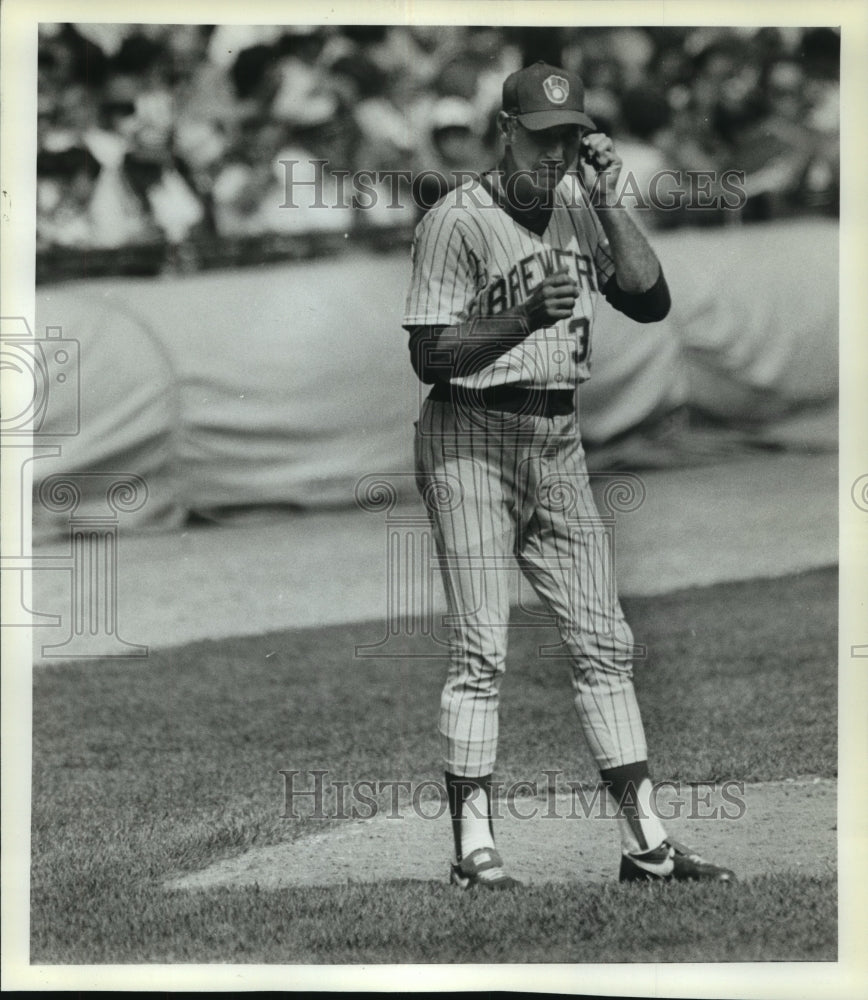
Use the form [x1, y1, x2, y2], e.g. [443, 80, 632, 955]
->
[337, 24, 451, 93]
[460, 26, 522, 124]
[270, 28, 338, 127]
[172, 117, 229, 235]
[128, 151, 206, 245]
[265, 143, 355, 234]
[429, 97, 485, 170]
[86, 131, 161, 248]
[35, 24, 838, 263]
[326, 52, 383, 168]
[604, 27, 656, 88]
[720, 57, 822, 220]
[41, 23, 111, 93]
[36, 148, 102, 249]
[230, 42, 283, 119]
[211, 117, 286, 237]
[412, 97, 484, 215]
[678, 38, 742, 172]
[432, 26, 521, 135]
[269, 29, 362, 182]
[92, 57, 207, 246]
[614, 86, 683, 229]
[173, 27, 241, 128]
[212, 116, 354, 237]
[650, 39, 743, 226]
[647, 34, 694, 93]
[800, 29, 840, 213]
[207, 24, 284, 70]
[350, 66, 419, 173]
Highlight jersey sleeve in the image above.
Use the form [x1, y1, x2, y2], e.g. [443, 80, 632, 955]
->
[403, 207, 483, 328]
[590, 205, 617, 290]
[562, 174, 617, 291]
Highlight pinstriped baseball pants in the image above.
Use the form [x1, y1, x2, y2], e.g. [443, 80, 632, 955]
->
[414, 397, 648, 778]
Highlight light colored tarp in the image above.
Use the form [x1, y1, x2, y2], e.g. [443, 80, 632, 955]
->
[662, 220, 838, 423]
[24, 296, 184, 539]
[32, 220, 837, 541]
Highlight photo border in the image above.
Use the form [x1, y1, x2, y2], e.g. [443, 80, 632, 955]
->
[2, 0, 865, 993]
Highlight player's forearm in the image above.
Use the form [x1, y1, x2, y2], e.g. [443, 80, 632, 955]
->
[408, 310, 531, 384]
[594, 204, 662, 293]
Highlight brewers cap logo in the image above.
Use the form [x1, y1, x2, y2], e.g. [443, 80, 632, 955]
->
[543, 74, 569, 104]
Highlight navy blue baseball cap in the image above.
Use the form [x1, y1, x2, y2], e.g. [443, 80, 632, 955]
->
[502, 61, 596, 131]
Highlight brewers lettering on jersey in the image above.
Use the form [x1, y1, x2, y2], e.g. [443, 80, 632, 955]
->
[405, 175, 609, 389]
[404, 61, 736, 889]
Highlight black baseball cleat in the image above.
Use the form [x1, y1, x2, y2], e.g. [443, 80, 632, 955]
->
[450, 847, 523, 890]
[619, 839, 736, 883]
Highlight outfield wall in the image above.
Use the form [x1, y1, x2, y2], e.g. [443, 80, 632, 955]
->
[32, 219, 838, 541]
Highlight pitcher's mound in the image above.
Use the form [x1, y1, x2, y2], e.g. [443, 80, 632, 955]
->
[166, 779, 835, 892]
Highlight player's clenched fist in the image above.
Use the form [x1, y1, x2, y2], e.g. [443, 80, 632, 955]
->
[579, 133, 623, 204]
[520, 268, 579, 331]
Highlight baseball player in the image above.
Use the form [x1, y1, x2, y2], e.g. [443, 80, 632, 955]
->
[403, 62, 736, 889]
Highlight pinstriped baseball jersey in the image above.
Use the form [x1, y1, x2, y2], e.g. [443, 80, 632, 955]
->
[403, 173, 615, 391]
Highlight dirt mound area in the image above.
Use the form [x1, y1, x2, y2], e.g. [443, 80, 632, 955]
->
[167, 779, 835, 892]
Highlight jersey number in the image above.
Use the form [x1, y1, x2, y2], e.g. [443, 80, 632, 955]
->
[569, 318, 591, 364]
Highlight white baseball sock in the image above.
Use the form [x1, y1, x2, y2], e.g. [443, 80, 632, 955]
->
[611, 777, 667, 855]
[459, 785, 496, 858]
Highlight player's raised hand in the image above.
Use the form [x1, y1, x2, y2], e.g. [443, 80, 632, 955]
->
[520, 268, 579, 331]
[579, 132, 623, 205]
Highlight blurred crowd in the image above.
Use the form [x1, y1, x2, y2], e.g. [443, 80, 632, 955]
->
[37, 24, 840, 257]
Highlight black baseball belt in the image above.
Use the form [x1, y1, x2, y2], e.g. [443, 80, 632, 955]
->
[428, 381, 576, 418]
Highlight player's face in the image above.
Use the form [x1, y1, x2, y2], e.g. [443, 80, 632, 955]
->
[506, 119, 583, 189]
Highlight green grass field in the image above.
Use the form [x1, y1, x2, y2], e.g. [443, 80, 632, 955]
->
[31, 567, 837, 964]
